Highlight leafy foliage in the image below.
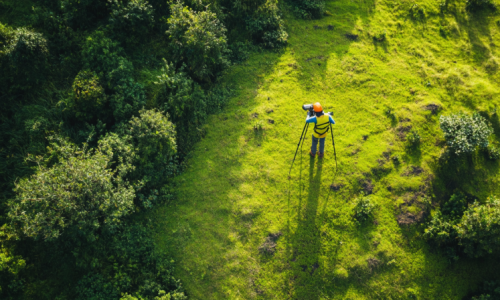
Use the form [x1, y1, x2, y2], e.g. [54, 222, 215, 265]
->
[288, 0, 326, 19]
[167, 3, 230, 81]
[485, 144, 500, 160]
[245, 1, 288, 49]
[466, 0, 497, 12]
[7, 138, 136, 241]
[456, 198, 500, 258]
[60, 0, 110, 29]
[471, 281, 500, 300]
[406, 129, 421, 149]
[353, 196, 375, 224]
[77, 223, 186, 299]
[128, 109, 177, 193]
[2, 27, 49, 90]
[108, 0, 155, 44]
[66, 70, 108, 122]
[439, 112, 492, 155]
[82, 31, 146, 122]
[425, 195, 500, 259]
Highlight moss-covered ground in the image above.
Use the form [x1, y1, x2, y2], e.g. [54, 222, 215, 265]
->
[151, 0, 500, 299]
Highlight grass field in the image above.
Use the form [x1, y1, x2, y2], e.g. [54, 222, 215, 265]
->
[150, 0, 500, 299]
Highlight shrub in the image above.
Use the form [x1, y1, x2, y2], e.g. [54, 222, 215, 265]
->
[245, 2, 288, 49]
[66, 70, 108, 122]
[456, 198, 500, 258]
[128, 109, 177, 193]
[353, 196, 375, 224]
[167, 3, 230, 81]
[466, 0, 497, 12]
[409, 3, 426, 20]
[471, 281, 500, 300]
[7, 139, 136, 241]
[76, 273, 120, 300]
[442, 192, 468, 219]
[439, 112, 492, 155]
[406, 129, 421, 149]
[75, 223, 186, 299]
[424, 210, 458, 247]
[3, 28, 49, 89]
[425, 196, 500, 258]
[82, 31, 146, 121]
[60, 0, 110, 29]
[288, 0, 326, 19]
[485, 144, 500, 160]
[108, 0, 155, 44]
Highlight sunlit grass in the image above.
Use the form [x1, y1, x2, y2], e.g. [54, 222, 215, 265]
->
[151, 0, 500, 298]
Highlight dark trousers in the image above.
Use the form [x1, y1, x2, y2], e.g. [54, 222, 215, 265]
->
[311, 135, 325, 154]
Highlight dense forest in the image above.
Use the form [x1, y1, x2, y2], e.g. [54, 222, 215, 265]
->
[0, 0, 293, 298]
[3, 0, 500, 299]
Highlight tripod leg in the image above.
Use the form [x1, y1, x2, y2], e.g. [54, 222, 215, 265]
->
[288, 122, 309, 176]
[330, 123, 337, 169]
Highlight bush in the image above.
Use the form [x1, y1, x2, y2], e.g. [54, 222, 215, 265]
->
[82, 31, 146, 121]
[353, 196, 375, 224]
[409, 3, 426, 20]
[485, 144, 500, 160]
[108, 0, 155, 44]
[245, 2, 288, 49]
[288, 0, 325, 19]
[456, 198, 500, 258]
[2, 28, 49, 90]
[60, 0, 110, 29]
[439, 112, 492, 155]
[7, 138, 136, 241]
[128, 109, 177, 193]
[425, 196, 500, 258]
[471, 281, 500, 300]
[466, 0, 497, 12]
[66, 70, 108, 122]
[406, 129, 421, 149]
[75, 223, 186, 299]
[76, 273, 120, 300]
[442, 192, 468, 219]
[167, 3, 230, 82]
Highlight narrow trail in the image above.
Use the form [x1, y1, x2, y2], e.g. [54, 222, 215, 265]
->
[151, 1, 500, 299]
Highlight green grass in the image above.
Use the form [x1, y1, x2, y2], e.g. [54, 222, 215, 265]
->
[151, 0, 500, 299]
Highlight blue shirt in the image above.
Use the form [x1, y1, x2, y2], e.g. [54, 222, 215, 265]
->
[306, 114, 335, 124]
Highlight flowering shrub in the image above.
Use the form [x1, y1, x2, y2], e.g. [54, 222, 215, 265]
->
[439, 112, 492, 155]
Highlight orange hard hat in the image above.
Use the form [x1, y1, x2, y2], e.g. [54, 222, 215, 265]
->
[313, 102, 323, 112]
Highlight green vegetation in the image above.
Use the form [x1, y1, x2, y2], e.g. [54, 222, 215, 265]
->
[3, 0, 500, 299]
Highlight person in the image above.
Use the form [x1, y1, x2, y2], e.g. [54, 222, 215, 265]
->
[306, 102, 335, 158]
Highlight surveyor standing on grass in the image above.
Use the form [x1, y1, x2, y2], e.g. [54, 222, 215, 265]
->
[306, 102, 335, 158]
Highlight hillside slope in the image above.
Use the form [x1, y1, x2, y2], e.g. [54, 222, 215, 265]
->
[152, 0, 500, 299]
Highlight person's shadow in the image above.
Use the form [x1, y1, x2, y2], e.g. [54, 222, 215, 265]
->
[289, 157, 324, 299]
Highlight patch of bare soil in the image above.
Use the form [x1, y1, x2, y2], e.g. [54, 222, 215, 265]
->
[359, 177, 373, 194]
[259, 232, 282, 255]
[402, 165, 424, 176]
[367, 258, 382, 272]
[423, 103, 441, 114]
[330, 183, 344, 191]
[396, 125, 412, 140]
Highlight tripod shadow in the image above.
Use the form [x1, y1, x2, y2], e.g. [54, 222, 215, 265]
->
[289, 157, 324, 299]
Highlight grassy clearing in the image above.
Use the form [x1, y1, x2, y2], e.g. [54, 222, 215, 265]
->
[151, 0, 500, 298]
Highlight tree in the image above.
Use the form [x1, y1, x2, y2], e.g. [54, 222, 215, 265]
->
[167, 3, 230, 81]
[7, 139, 135, 241]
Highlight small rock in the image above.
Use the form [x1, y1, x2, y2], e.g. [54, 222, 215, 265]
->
[268, 119, 275, 124]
